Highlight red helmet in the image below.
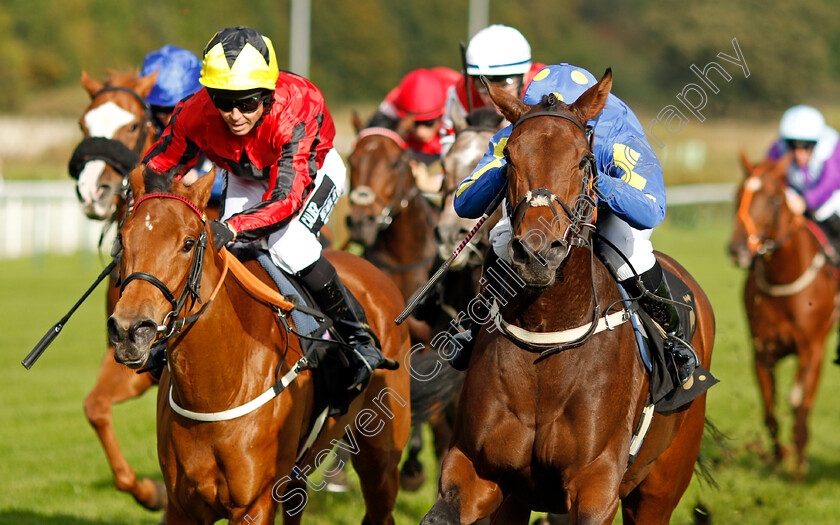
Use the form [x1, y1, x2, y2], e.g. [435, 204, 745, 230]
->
[394, 69, 447, 120]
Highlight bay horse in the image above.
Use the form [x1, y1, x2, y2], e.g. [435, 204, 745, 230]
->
[346, 114, 443, 489]
[422, 70, 715, 524]
[75, 69, 170, 510]
[728, 152, 839, 479]
[108, 166, 411, 524]
[399, 106, 506, 484]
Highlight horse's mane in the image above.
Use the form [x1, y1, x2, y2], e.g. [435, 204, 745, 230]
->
[466, 107, 504, 129]
[539, 93, 566, 112]
[143, 165, 178, 194]
[367, 111, 399, 130]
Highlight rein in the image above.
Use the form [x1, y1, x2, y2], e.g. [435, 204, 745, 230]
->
[348, 129, 421, 230]
[120, 192, 223, 343]
[738, 172, 828, 297]
[494, 108, 626, 357]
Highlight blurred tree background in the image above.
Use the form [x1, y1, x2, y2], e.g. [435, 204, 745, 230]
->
[2, 0, 839, 114]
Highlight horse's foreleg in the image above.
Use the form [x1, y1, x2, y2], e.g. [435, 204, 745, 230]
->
[565, 455, 625, 525]
[753, 350, 783, 462]
[84, 347, 164, 510]
[231, 491, 278, 525]
[421, 446, 504, 525]
[791, 346, 823, 479]
[400, 422, 426, 491]
[621, 400, 706, 524]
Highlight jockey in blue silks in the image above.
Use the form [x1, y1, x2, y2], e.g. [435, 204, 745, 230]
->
[140, 45, 221, 198]
[451, 63, 696, 385]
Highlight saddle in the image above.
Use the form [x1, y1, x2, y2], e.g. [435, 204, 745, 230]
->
[622, 268, 718, 413]
[228, 246, 366, 419]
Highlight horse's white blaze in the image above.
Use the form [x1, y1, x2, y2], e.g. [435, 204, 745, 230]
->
[83, 101, 135, 138]
[77, 160, 107, 203]
[745, 176, 762, 192]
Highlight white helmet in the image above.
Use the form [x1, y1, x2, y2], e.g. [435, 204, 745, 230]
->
[779, 105, 825, 142]
[465, 24, 531, 77]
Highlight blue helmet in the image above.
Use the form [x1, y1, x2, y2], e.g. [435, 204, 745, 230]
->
[141, 45, 202, 107]
[522, 64, 598, 105]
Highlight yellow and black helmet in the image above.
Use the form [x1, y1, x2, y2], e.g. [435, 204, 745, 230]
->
[199, 26, 279, 91]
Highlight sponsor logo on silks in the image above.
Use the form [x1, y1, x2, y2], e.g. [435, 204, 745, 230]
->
[300, 182, 341, 231]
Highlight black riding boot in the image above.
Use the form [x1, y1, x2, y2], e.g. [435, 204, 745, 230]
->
[817, 215, 840, 265]
[622, 262, 697, 386]
[300, 257, 391, 390]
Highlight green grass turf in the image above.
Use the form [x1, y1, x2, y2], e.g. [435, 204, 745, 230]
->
[2, 205, 840, 523]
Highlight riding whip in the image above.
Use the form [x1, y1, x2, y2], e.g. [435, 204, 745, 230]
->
[21, 258, 118, 369]
[395, 183, 507, 325]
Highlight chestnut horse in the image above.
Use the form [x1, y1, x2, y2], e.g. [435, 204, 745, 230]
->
[108, 167, 411, 524]
[74, 69, 170, 510]
[422, 70, 715, 524]
[728, 152, 839, 478]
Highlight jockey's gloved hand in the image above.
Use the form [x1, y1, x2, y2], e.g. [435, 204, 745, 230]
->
[210, 220, 236, 251]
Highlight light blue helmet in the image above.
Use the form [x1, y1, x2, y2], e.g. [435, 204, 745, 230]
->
[141, 45, 202, 107]
[522, 64, 598, 106]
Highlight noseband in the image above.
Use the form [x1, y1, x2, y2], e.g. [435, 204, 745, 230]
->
[507, 110, 599, 251]
[88, 85, 154, 156]
[119, 193, 219, 342]
[737, 173, 797, 258]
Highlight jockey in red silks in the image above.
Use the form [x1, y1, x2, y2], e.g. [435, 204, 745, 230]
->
[440, 24, 547, 158]
[140, 45, 218, 196]
[143, 26, 390, 390]
[374, 68, 460, 193]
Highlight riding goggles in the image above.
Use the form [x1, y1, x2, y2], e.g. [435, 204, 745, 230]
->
[475, 74, 523, 94]
[210, 93, 264, 113]
[786, 139, 817, 151]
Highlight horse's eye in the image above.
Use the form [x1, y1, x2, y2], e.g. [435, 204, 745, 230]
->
[129, 123, 139, 132]
[182, 239, 195, 252]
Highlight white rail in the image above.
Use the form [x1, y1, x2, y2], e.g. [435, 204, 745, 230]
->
[0, 180, 736, 260]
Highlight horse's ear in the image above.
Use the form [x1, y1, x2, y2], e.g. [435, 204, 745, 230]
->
[81, 70, 103, 98]
[486, 77, 529, 125]
[128, 164, 147, 200]
[569, 68, 612, 124]
[185, 169, 216, 212]
[738, 149, 753, 177]
[777, 151, 794, 174]
[136, 71, 158, 99]
[450, 102, 467, 133]
[352, 111, 363, 134]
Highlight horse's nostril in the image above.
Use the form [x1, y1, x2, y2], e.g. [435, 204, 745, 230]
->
[510, 239, 531, 265]
[130, 320, 158, 346]
[107, 317, 124, 344]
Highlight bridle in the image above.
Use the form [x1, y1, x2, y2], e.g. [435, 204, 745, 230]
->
[88, 85, 154, 157]
[69, 86, 155, 187]
[494, 107, 632, 359]
[119, 192, 226, 343]
[348, 128, 425, 230]
[507, 109, 599, 256]
[737, 169, 827, 297]
[736, 170, 800, 258]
